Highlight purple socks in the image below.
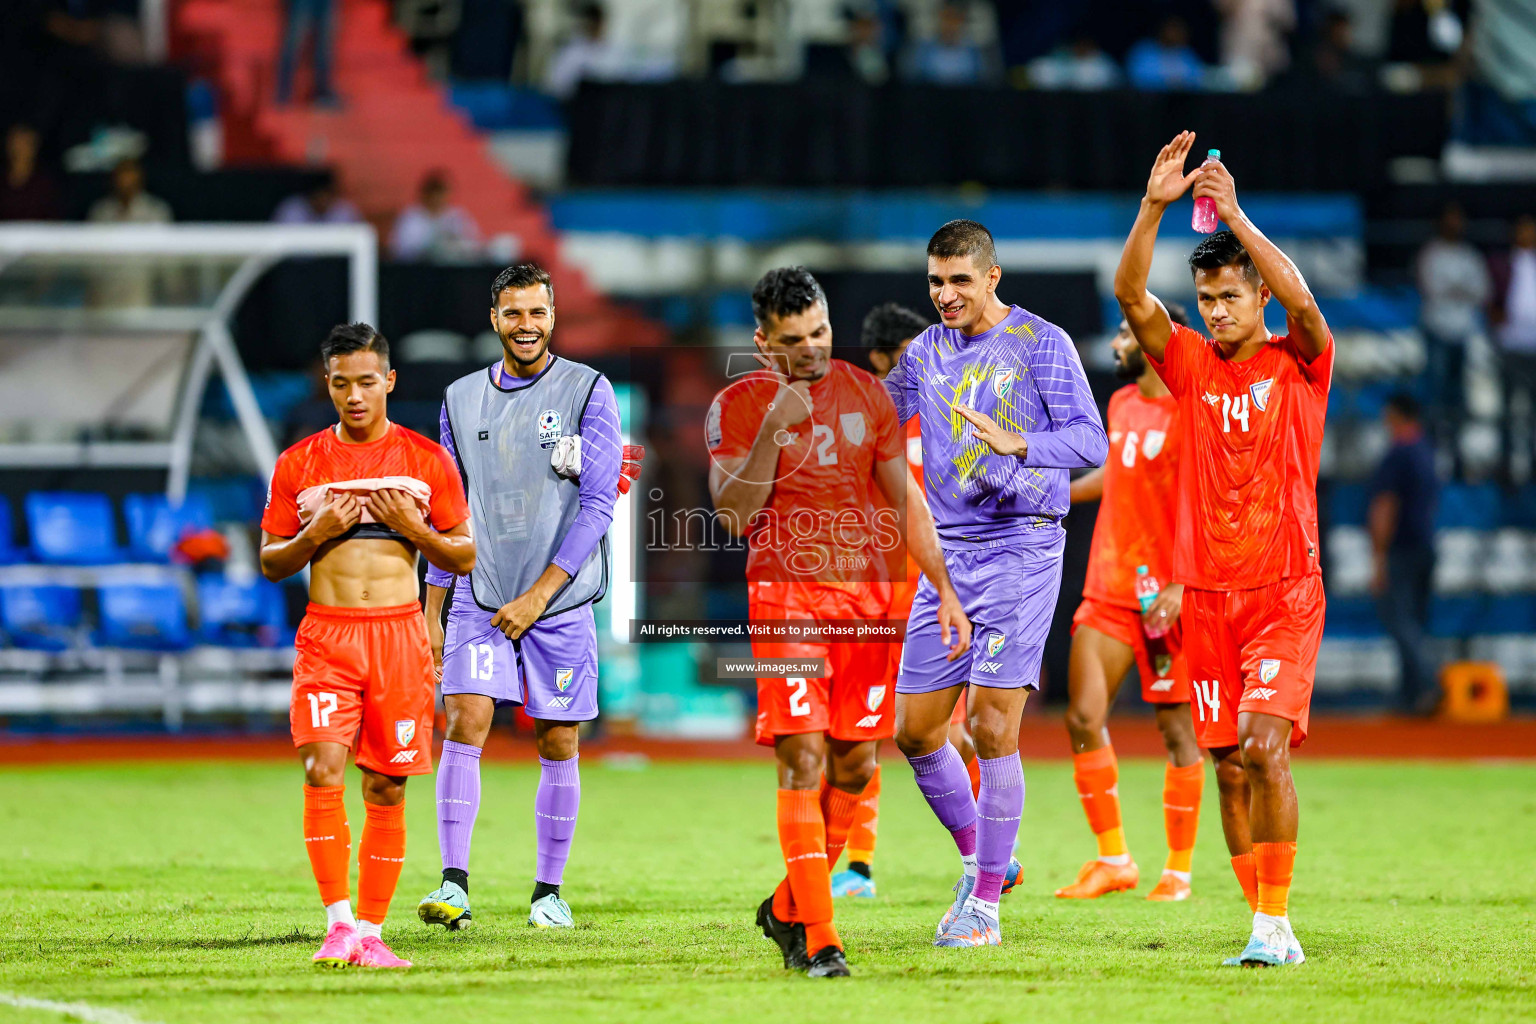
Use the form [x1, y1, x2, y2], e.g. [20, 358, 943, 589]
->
[909, 743, 979, 856]
[437, 740, 482, 872]
[973, 754, 1025, 902]
[535, 755, 581, 885]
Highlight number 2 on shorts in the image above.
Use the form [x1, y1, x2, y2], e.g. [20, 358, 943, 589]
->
[787, 677, 811, 717]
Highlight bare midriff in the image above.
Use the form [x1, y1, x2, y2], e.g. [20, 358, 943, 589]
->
[308, 536, 421, 607]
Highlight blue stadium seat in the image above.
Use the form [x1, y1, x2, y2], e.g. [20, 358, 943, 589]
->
[1481, 595, 1536, 635]
[0, 585, 83, 651]
[1323, 596, 1382, 638]
[1429, 595, 1486, 638]
[1435, 483, 1502, 531]
[25, 492, 123, 565]
[196, 576, 286, 647]
[97, 582, 192, 651]
[0, 498, 22, 565]
[123, 494, 215, 563]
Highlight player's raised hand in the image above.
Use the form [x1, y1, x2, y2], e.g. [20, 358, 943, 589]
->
[1145, 131, 1201, 208]
[1192, 158, 1241, 223]
[306, 491, 362, 542]
[936, 587, 972, 661]
[1142, 582, 1183, 630]
[755, 352, 814, 431]
[955, 404, 1027, 458]
[360, 487, 427, 539]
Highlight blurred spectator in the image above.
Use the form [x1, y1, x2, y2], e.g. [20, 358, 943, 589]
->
[390, 170, 481, 262]
[1306, 9, 1377, 93]
[1385, 0, 1465, 89]
[0, 124, 64, 221]
[1026, 36, 1121, 91]
[1214, 0, 1295, 88]
[545, 3, 620, 100]
[87, 157, 171, 224]
[276, 0, 338, 106]
[904, 1, 994, 85]
[1368, 392, 1440, 714]
[272, 174, 361, 225]
[1490, 214, 1536, 476]
[1126, 16, 1207, 90]
[846, 8, 890, 85]
[1416, 202, 1488, 441]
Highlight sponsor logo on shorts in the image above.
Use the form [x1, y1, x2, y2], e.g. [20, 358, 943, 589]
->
[978, 661, 1002, 674]
[1250, 378, 1274, 412]
[1246, 687, 1278, 701]
[538, 409, 562, 450]
[395, 720, 416, 746]
[547, 696, 574, 709]
[992, 366, 1016, 399]
[865, 685, 887, 712]
[840, 412, 867, 446]
[389, 750, 418, 764]
[987, 633, 1006, 657]
[555, 668, 574, 692]
[1259, 659, 1281, 685]
[855, 714, 882, 729]
[1149, 677, 1176, 692]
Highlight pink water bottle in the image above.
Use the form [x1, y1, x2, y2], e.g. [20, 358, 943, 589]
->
[1135, 564, 1174, 679]
[1191, 148, 1221, 233]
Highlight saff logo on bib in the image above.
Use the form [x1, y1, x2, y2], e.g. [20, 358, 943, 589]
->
[538, 409, 562, 449]
[992, 366, 1016, 399]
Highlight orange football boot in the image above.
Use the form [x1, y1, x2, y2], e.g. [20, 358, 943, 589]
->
[1054, 859, 1139, 899]
[1146, 871, 1191, 902]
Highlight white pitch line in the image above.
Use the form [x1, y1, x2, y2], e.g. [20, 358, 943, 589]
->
[0, 992, 157, 1024]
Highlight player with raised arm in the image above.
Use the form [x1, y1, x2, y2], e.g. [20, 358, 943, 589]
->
[708, 268, 970, 978]
[1113, 132, 1333, 966]
[829, 303, 988, 902]
[887, 220, 1108, 949]
[1055, 305, 1205, 903]
[261, 323, 475, 969]
[416, 264, 634, 932]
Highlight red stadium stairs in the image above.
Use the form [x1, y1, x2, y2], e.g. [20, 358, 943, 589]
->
[173, 0, 663, 356]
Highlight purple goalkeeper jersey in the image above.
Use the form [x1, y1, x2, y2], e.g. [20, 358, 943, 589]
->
[883, 304, 1107, 548]
[425, 360, 623, 618]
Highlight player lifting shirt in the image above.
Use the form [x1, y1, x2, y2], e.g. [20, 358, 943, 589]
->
[1114, 132, 1333, 967]
[260, 323, 474, 970]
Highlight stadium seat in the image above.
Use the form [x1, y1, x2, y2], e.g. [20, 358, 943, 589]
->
[196, 576, 286, 647]
[97, 582, 193, 651]
[25, 492, 123, 565]
[0, 584, 84, 651]
[0, 498, 22, 565]
[124, 494, 216, 563]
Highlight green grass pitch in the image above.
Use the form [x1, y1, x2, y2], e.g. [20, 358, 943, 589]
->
[1, 756, 1532, 1023]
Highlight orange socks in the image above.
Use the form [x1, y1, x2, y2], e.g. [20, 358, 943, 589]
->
[775, 788, 839, 953]
[1254, 841, 1297, 918]
[1230, 851, 1259, 912]
[1072, 746, 1127, 860]
[965, 753, 981, 800]
[302, 785, 351, 906]
[1162, 761, 1205, 875]
[820, 780, 862, 870]
[843, 766, 881, 866]
[357, 801, 407, 925]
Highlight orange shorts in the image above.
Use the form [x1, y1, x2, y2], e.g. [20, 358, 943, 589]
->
[290, 602, 436, 776]
[1182, 576, 1325, 750]
[1071, 596, 1191, 703]
[751, 582, 894, 747]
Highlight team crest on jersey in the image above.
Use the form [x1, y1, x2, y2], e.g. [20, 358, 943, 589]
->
[1259, 659, 1281, 685]
[987, 632, 1006, 657]
[1250, 379, 1274, 412]
[1142, 430, 1166, 459]
[841, 412, 867, 446]
[538, 409, 562, 449]
[866, 684, 887, 712]
[705, 399, 723, 449]
[555, 668, 574, 692]
[395, 719, 416, 746]
[992, 366, 1016, 399]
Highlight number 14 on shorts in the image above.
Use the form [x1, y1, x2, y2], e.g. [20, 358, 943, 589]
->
[1193, 680, 1221, 722]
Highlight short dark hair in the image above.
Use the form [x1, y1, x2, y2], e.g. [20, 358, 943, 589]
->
[1385, 391, 1421, 422]
[1188, 230, 1259, 285]
[862, 303, 928, 352]
[751, 266, 827, 329]
[927, 219, 997, 272]
[1165, 300, 1191, 328]
[491, 263, 554, 305]
[321, 322, 389, 369]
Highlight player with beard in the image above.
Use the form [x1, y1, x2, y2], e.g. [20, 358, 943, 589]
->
[1055, 304, 1206, 903]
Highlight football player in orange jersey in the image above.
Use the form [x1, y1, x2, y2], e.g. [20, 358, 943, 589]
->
[827, 303, 989, 901]
[1115, 132, 1333, 966]
[1056, 304, 1205, 903]
[708, 269, 969, 977]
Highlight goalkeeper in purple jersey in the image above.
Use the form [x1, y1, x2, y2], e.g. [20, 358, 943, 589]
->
[885, 220, 1108, 948]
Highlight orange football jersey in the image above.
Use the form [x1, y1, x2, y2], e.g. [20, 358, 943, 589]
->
[1145, 320, 1332, 591]
[1082, 386, 1181, 609]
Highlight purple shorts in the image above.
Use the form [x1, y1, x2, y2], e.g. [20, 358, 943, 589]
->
[441, 602, 599, 721]
[897, 530, 1065, 694]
